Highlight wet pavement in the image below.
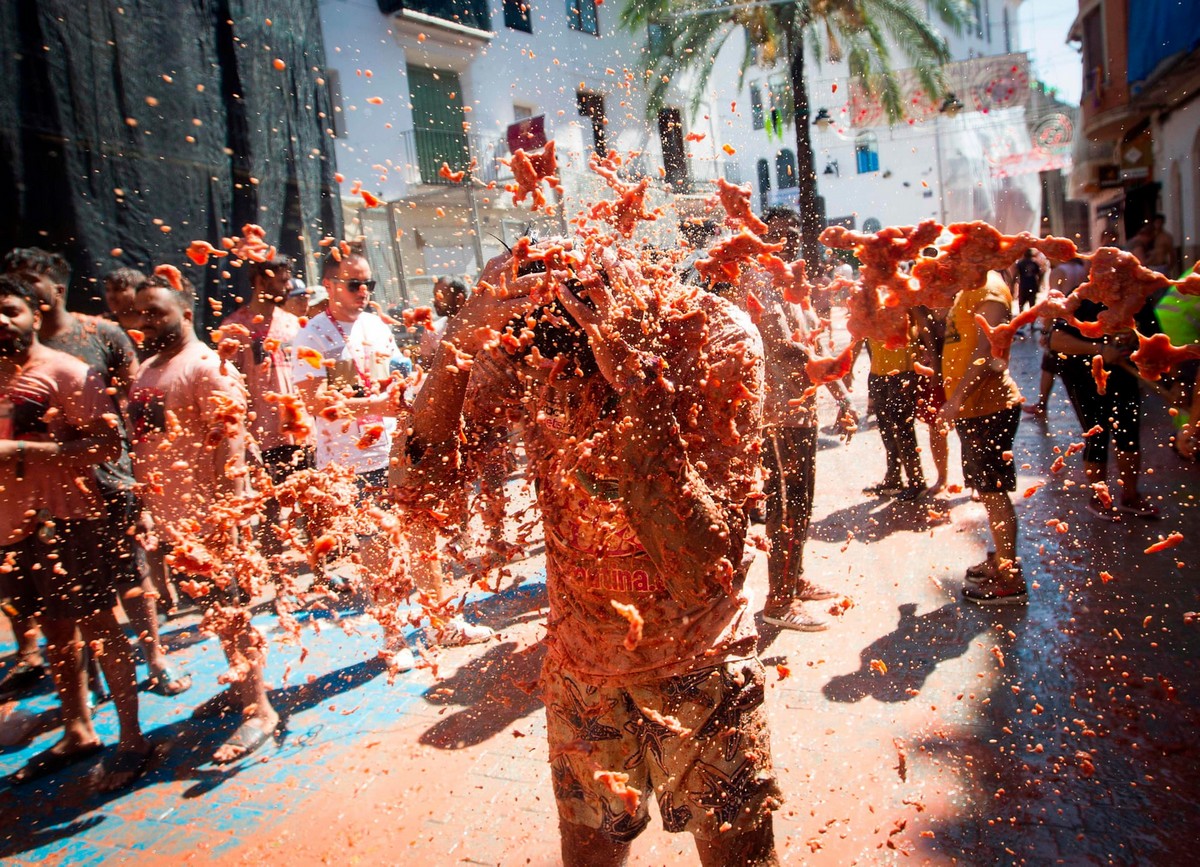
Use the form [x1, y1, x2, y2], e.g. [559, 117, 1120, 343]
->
[1, 328, 1198, 865]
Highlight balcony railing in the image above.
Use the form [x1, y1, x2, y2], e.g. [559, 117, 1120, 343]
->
[380, 0, 491, 33]
[396, 127, 502, 187]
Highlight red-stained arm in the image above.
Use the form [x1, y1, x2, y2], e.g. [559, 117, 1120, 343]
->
[612, 327, 763, 603]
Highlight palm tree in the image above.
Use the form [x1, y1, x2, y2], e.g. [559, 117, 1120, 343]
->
[622, 0, 967, 264]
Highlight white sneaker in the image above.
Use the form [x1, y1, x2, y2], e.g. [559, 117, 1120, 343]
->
[436, 616, 494, 647]
[386, 646, 417, 673]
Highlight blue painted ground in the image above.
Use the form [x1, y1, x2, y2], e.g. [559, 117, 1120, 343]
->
[0, 573, 547, 864]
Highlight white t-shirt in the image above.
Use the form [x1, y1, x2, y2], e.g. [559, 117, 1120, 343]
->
[292, 311, 400, 473]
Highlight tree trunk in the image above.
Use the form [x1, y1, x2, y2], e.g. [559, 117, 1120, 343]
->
[788, 25, 824, 268]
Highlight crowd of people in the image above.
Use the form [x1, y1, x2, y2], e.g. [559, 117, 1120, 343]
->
[0, 205, 1196, 865]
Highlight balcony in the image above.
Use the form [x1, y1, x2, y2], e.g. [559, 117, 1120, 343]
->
[396, 127, 502, 188]
[377, 0, 492, 35]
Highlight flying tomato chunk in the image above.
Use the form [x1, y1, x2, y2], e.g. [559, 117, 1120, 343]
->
[153, 264, 183, 292]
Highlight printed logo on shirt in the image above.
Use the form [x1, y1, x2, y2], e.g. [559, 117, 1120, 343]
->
[127, 387, 167, 440]
[563, 564, 666, 595]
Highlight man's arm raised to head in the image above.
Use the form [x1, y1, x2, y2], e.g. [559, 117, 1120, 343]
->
[612, 311, 764, 603]
[390, 257, 540, 494]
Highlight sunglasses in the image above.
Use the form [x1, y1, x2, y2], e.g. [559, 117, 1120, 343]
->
[342, 279, 376, 293]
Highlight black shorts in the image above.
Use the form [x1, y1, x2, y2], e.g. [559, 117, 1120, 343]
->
[0, 517, 117, 623]
[1040, 349, 1063, 376]
[956, 406, 1020, 492]
[100, 490, 142, 590]
[261, 444, 313, 486]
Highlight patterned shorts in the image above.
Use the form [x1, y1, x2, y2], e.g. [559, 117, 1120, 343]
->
[544, 658, 781, 843]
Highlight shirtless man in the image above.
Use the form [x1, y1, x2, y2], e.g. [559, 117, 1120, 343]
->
[396, 242, 781, 866]
[0, 273, 151, 790]
[129, 274, 279, 763]
[5, 248, 187, 697]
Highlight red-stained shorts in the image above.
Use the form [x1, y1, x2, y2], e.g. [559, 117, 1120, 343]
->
[544, 658, 781, 843]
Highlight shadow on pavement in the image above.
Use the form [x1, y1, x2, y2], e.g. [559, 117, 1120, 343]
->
[0, 657, 386, 860]
[418, 640, 546, 750]
[822, 602, 997, 703]
[809, 493, 973, 544]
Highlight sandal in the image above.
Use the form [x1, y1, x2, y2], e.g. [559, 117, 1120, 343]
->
[7, 741, 104, 786]
[147, 666, 193, 698]
[213, 720, 275, 765]
[863, 481, 903, 497]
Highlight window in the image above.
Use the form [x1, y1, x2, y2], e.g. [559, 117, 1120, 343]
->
[972, 0, 984, 40]
[775, 148, 797, 189]
[568, 0, 598, 35]
[756, 158, 771, 207]
[504, 0, 531, 32]
[1081, 9, 1105, 94]
[398, 0, 491, 32]
[855, 132, 879, 174]
[514, 104, 533, 121]
[750, 84, 764, 130]
[659, 108, 689, 191]
[1003, 6, 1011, 53]
[577, 91, 606, 156]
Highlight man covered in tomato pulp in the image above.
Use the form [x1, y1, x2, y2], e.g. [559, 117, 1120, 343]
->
[395, 237, 782, 866]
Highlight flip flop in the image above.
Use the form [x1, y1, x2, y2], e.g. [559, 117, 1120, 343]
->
[95, 745, 155, 793]
[7, 742, 104, 787]
[213, 721, 275, 765]
[147, 667, 193, 698]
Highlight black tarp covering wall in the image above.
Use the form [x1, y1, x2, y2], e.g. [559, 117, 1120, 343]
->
[0, 0, 341, 319]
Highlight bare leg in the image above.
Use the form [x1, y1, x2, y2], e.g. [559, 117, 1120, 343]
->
[37, 618, 102, 752]
[408, 518, 444, 605]
[79, 610, 145, 750]
[142, 545, 175, 613]
[211, 627, 278, 764]
[696, 814, 779, 867]
[978, 492, 1019, 584]
[8, 611, 43, 664]
[928, 425, 949, 492]
[122, 584, 167, 673]
[560, 819, 631, 867]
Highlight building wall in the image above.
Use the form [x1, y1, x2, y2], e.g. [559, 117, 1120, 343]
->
[700, 0, 1036, 231]
[1157, 103, 1200, 268]
[318, 0, 706, 305]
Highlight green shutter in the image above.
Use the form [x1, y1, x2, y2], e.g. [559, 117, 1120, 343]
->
[408, 65, 468, 184]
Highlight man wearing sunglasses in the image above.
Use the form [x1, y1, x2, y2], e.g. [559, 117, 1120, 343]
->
[291, 245, 422, 670]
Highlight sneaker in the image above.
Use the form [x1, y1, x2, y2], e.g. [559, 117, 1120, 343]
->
[894, 484, 927, 502]
[1086, 496, 1121, 522]
[386, 646, 417, 673]
[963, 566, 1027, 606]
[963, 580, 1028, 606]
[1115, 498, 1162, 520]
[762, 604, 828, 632]
[796, 583, 839, 602]
[965, 551, 996, 583]
[436, 617, 494, 647]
